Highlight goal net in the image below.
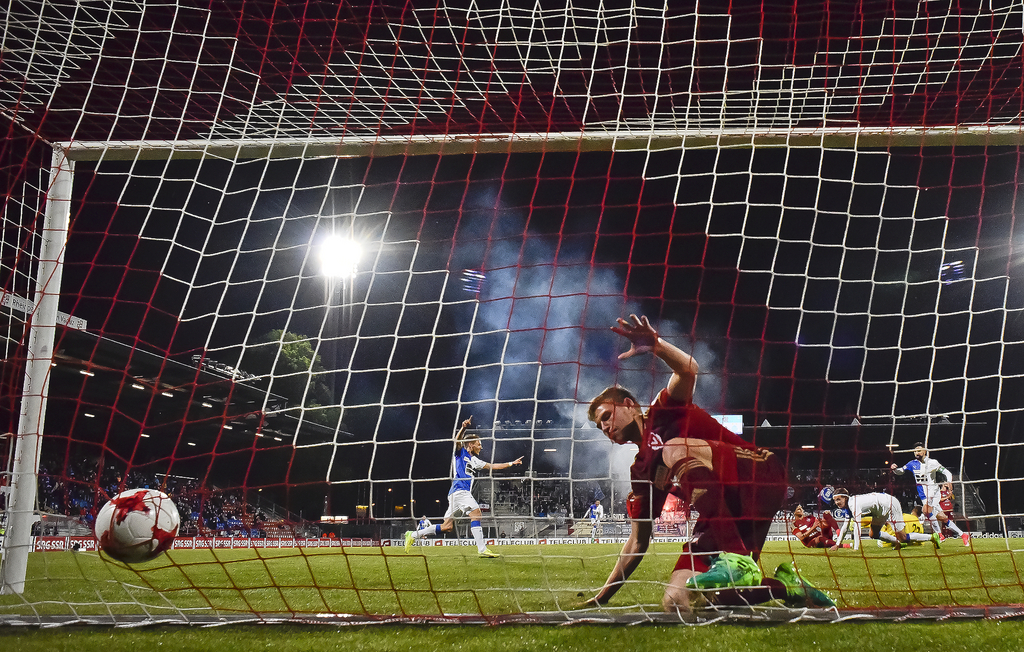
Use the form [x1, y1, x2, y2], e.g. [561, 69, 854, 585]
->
[2, 0, 1023, 625]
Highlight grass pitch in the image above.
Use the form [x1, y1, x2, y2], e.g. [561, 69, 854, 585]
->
[5, 621, 1024, 652]
[3, 539, 1024, 651]
[2, 537, 1023, 620]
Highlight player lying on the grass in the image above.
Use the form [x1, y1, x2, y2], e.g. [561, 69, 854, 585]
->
[586, 315, 834, 611]
[829, 489, 941, 551]
[405, 416, 522, 558]
[891, 443, 970, 546]
[792, 505, 850, 549]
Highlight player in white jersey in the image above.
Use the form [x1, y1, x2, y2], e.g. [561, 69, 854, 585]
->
[404, 416, 523, 557]
[829, 489, 940, 551]
[891, 443, 969, 546]
[407, 517, 432, 546]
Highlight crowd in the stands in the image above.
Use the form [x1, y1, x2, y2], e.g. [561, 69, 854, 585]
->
[28, 453, 296, 538]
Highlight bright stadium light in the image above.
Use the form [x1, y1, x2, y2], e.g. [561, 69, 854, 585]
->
[320, 235, 361, 278]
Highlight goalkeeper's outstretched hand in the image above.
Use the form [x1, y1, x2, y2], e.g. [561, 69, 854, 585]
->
[611, 314, 659, 360]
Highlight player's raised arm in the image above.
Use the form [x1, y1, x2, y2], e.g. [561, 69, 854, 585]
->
[588, 518, 653, 605]
[453, 416, 473, 449]
[481, 456, 523, 471]
[612, 314, 697, 403]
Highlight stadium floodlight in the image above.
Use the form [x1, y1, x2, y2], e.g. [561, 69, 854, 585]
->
[320, 235, 361, 279]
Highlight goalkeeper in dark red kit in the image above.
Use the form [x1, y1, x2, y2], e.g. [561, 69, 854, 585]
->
[584, 315, 835, 612]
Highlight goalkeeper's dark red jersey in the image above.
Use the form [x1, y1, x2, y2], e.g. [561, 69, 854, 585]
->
[626, 389, 785, 571]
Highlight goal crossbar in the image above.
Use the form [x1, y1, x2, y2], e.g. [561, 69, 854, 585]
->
[58, 125, 1024, 162]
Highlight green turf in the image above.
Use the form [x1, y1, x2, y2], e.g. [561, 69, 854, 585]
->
[3, 622, 1024, 652]
[2, 538, 1023, 619]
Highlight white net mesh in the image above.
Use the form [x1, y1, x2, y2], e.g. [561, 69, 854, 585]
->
[1, 0, 1023, 624]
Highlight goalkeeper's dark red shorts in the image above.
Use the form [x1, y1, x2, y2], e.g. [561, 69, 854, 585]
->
[672, 450, 786, 574]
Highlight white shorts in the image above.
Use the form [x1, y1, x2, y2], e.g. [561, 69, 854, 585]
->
[867, 495, 906, 533]
[444, 490, 480, 519]
[918, 485, 942, 511]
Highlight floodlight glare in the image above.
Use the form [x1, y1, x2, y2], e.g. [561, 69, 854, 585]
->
[320, 235, 361, 278]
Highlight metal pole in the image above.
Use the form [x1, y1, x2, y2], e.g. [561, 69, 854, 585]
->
[325, 277, 338, 400]
[1, 148, 73, 594]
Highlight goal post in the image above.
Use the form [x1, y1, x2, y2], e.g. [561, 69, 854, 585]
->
[0, 147, 73, 594]
[2, 133, 1022, 621]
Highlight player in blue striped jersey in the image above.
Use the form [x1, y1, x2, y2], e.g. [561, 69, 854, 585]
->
[405, 416, 523, 557]
[587, 499, 604, 541]
[891, 443, 969, 546]
[405, 516, 432, 547]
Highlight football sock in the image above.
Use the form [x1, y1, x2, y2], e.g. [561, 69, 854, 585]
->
[928, 516, 943, 535]
[470, 520, 485, 552]
[413, 524, 441, 540]
[906, 531, 934, 542]
[878, 530, 899, 544]
[944, 519, 964, 536]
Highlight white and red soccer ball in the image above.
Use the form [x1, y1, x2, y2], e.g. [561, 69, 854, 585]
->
[94, 488, 180, 563]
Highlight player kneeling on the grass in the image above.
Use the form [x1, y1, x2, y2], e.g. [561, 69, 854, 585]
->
[585, 315, 834, 612]
[404, 416, 522, 558]
[829, 489, 940, 551]
[792, 505, 849, 549]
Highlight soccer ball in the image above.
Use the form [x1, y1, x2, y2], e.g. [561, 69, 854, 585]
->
[95, 488, 180, 563]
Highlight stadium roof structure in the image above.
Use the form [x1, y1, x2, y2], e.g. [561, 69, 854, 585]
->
[749, 419, 988, 471]
[0, 317, 349, 462]
[2, 1, 1022, 153]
